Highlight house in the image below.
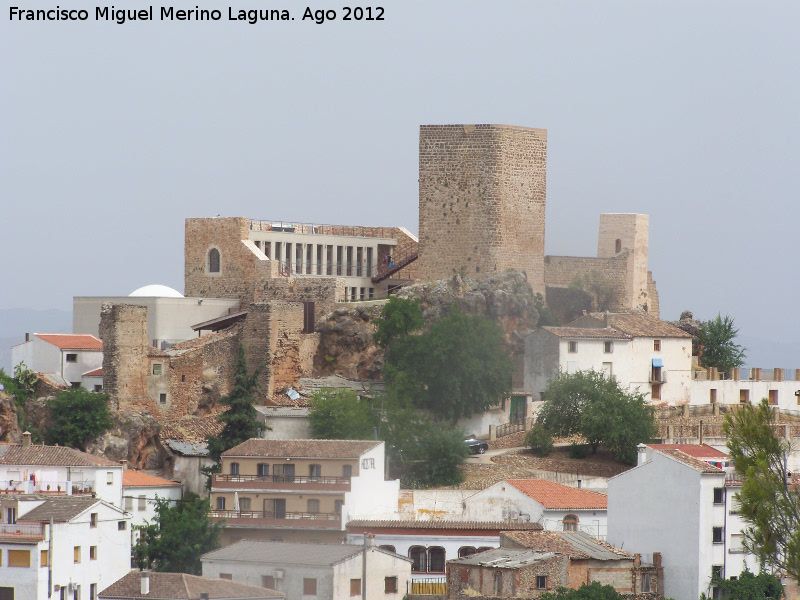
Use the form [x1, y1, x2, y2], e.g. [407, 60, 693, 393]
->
[446, 530, 660, 598]
[210, 439, 399, 545]
[201, 539, 411, 600]
[121, 469, 182, 540]
[463, 479, 608, 539]
[159, 416, 220, 497]
[607, 444, 757, 600]
[346, 519, 544, 593]
[0, 433, 124, 507]
[99, 570, 284, 600]
[11, 333, 104, 391]
[524, 312, 693, 404]
[0, 495, 131, 600]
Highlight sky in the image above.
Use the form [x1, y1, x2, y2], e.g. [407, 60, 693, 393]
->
[2, 1, 798, 367]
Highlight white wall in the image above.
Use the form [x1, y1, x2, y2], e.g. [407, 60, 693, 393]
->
[202, 555, 333, 599]
[11, 337, 103, 389]
[0, 464, 123, 508]
[332, 548, 411, 600]
[691, 379, 800, 412]
[123, 483, 183, 534]
[344, 444, 400, 522]
[0, 539, 47, 600]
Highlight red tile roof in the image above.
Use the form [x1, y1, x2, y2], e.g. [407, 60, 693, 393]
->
[648, 444, 728, 460]
[541, 327, 631, 340]
[83, 368, 103, 377]
[589, 313, 693, 338]
[506, 479, 608, 510]
[655, 449, 725, 474]
[223, 439, 381, 459]
[123, 470, 181, 488]
[347, 519, 543, 531]
[34, 333, 103, 350]
[99, 571, 283, 599]
[0, 444, 120, 467]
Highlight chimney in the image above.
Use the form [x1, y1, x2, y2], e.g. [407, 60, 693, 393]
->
[25, 333, 31, 342]
[119, 460, 128, 471]
[637, 443, 648, 466]
[22, 432, 32, 447]
[141, 571, 150, 595]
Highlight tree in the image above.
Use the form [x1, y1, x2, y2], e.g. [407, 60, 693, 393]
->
[536, 370, 656, 464]
[524, 423, 554, 457]
[207, 344, 264, 464]
[133, 492, 222, 574]
[701, 570, 784, 600]
[723, 399, 799, 579]
[373, 296, 424, 347]
[540, 581, 626, 600]
[308, 388, 376, 440]
[46, 388, 113, 450]
[698, 314, 746, 373]
[384, 305, 512, 422]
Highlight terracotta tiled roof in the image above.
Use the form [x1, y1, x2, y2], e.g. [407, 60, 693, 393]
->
[83, 368, 103, 377]
[506, 479, 608, 510]
[223, 439, 382, 459]
[589, 313, 693, 338]
[17, 497, 101, 523]
[541, 327, 631, 340]
[347, 519, 544, 531]
[34, 333, 103, 350]
[501, 530, 632, 560]
[656, 449, 725, 474]
[265, 392, 309, 408]
[202, 540, 364, 567]
[123, 470, 181, 488]
[99, 570, 284, 599]
[648, 444, 728, 460]
[0, 444, 120, 467]
[159, 415, 224, 444]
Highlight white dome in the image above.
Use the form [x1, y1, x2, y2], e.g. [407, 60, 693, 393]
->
[128, 284, 184, 298]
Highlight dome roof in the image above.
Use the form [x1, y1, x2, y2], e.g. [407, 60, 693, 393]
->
[128, 284, 184, 298]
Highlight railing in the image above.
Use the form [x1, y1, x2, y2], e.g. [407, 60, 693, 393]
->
[250, 219, 397, 240]
[410, 577, 447, 595]
[496, 419, 526, 439]
[215, 475, 351, 485]
[211, 509, 340, 521]
[0, 480, 95, 495]
[0, 523, 45, 538]
[275, 260, 381, 279]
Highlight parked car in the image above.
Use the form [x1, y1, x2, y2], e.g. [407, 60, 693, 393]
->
[464, 437, 489, 455]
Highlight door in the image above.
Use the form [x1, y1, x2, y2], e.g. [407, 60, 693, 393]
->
[509, 396, 526, 422]
[283, 464, 295, 482]
[265, 498, 286, 519]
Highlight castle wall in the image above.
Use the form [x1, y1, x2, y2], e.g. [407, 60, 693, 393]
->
[544, 254, 630, 307]
[598, 214, 650, 312]
[99, 303, 152, 412]
[417, 124, 547, 293]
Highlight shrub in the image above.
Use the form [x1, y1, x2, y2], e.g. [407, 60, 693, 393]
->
[569, 443, 589, 459]
[525, 424, 553, 457]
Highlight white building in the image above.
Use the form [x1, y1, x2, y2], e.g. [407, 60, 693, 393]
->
[11, 333, 103, 390]
[122, 469, 182, 539]
[0, 434, 125, 508]
[524, 312, 693, 404]
[690, 368, 800, 413]
[202, 539, 412, 600]
[607, 444, 757, 600]
[464, 479, 608, 539]
[0, 495, 131, 600]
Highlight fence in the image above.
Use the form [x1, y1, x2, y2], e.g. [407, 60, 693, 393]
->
[410, 577, 447, 595]
[250, 219, 397, 239]
[495, 419, 527, 439]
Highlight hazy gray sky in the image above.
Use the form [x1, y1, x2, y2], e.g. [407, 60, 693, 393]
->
[2, 1, 798, 366]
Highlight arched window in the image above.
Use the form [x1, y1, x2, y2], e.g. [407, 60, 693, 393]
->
[458, 546, 477, 558]
[615, 239, 622, 253]
[379, 545, 396, 554]
[477, 546, 493, 553]
[563, 514, 578, 531]
[428, 547, 446, 572]
[208, 248, 221, 273]
[409, 546, 426, 572]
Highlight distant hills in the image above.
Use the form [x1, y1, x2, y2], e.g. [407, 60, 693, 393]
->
[0, 308, 72, 373]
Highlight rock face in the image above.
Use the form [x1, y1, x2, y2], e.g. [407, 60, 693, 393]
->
[0, 393, 22, 443]
[313, 271, 539, 379]
[85, 411, 163, 469]
[671, 310, 702, 357]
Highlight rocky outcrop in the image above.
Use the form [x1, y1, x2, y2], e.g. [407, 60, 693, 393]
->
[85, 410, 163, 469]
[0, 392, 22, 443]
[671, 310, 702, 357]
[313, 271, 540, 379]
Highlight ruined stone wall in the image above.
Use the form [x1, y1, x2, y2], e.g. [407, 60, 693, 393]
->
[544, 254, 630, 308]
[417, 124, 547, 294]
[447, 556, 567, 598]
[253, 277, 344, 319]
[100, 303, 151, 412]
[646, 272, 660, 318]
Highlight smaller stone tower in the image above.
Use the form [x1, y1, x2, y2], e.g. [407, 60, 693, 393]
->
[100, 303, 149, 411]
[597, 214, 651, 312]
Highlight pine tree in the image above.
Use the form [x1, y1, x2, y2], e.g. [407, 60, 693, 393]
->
[206, 344, 263, 463]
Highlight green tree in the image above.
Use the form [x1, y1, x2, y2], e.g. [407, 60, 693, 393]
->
[723, 399, 799, 579]
[536, 370, 656, 464]
[308, 388, 376, 440]
[533, 292, 560, 327]
[46, 388, 113, 450]
[384, 305, 512, 422]
[133, 492, 222, 574]
[698, 314, 746, 373]
[540, 581, 625, 600]
[701, 570, 784, 600]
[524, 423, 553, 457]
[207, 344, 264, 464]
[373, 296, 424, 347]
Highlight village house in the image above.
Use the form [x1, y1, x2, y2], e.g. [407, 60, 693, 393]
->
[99, 570, 284, 600]
[0, 495, 131, 600]
[11, 333, 104, 391]
[121, 469, 182, 542]
[607, 444, 756, 600]
[210, 439, 399, 545]
[201, 539, 411, 600]
[690, 366, 800, 412]
[463, 479, 608, 539]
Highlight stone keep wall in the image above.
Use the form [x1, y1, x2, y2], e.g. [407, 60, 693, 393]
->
[100, 303, 150, 412]
[597, 214, 650, 312]
[544, 254, 630, 307]
[254, 277, 344, 319]
[417, 124, 547, 294]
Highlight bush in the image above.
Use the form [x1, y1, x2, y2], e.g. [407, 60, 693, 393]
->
[569, 443, 589, 459]
[525, 424, 553, 457]
[308, 388, 376, 440]
[46, 388, 113, 450]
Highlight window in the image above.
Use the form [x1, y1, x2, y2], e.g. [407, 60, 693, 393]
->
[118, 521, 127, 530]
[90, 546, 97, 560]
[713, 488, 724, 505]
[740, 389, 750, 403]
[641, 574, 652, 593]
[710, 389, 717, 404]
[563, 515, 578, 531]
[385, 576, 398, 593]
[94, 385, 103, 392]
[309, 464, 322, 479]
[653, 339, 661, 351]
[536, 575, 548, 589]
[343, 464, 352, 479]
[651, 383, 661, 400]
[334, 499, 344, 515]
[257, 463, 269, 477]
[428, 547, 446, 572]
[220, 573, 233, 580]
[303, 301, 316, 334]
[106, 471, 114, 485]
[74, 546, 81, 563]
[90, 512, 98, 528]
[712, 565, 723, 580]
[208, 248, 221, 273]
[66, 353, 78, 362]
[494, 572, 503, 595]
[409, 546, 427, 572]
[458, 546, 477, 558]
[477, 547, 493, 553]
[125, 496, 133, 511]
[603, 341, 613, 353]
[712, 527, 724, 543]
[159, 393, 167, 404]
[769, 389, 778, 405]
[615, 238, 622, 253]
[7, 507, 16, 524]
[181, 374, 186, 382]
[230, 462, 240, 476]
[262, 576, 276, 589]
[40, 549, 48, 567]
[152, 363, 163, 376]
[8, 549, 30, 567]
[71, 382, 81, 389]
[379, 545, 396, 553]
[303, 578, 317, 596]
[568, 341, 578, 353]
[460, 568, 469, 583]
[90, 583, 97, 600]
[239, 497, 251, 511]
[307, 499, 320, 514]
[350, 579, 361, 596]
[216, 497, 226, 510]
[138, 495, 147, 511]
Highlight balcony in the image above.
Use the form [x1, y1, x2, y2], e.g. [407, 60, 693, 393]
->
[0, 522, 45, 542]
[213, 474, 351, 493]
[0, 480, 96, 495]
[211, 509, 343, 530]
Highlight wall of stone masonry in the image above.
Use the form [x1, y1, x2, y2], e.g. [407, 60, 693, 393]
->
[597, 213, 649, 310]
[417, 124, 547, 294]
[544, 254, 630, 308]
[253, 277, 344, 319]
[100, 303, 151, 412]
[646, 272, 660, 317]
[447, 556, 568, 598]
